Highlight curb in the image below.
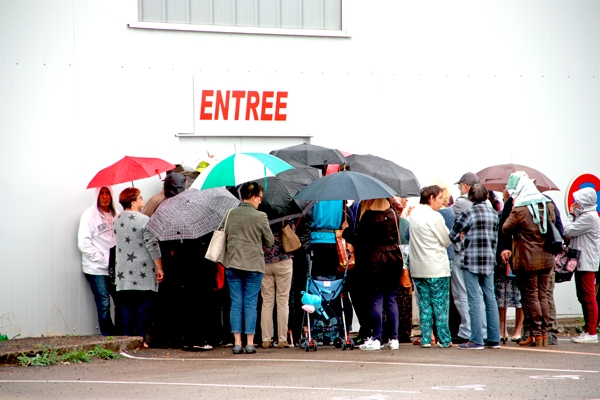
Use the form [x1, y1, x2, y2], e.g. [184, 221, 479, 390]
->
[0, 336, 143, 365]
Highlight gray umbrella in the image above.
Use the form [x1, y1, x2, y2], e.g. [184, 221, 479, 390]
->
[293, 170, 397, 201]
[147, 188, 240, 241]
[346, 154, 420, 197]
[270, 143, 347, 167]
[251, 165, 321, 219]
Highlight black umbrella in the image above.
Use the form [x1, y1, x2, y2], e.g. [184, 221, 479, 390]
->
[270, 143, 347, 167]
[346, 154, 420, 197]
[293, 170, 397, 201]
[251, 166, 321, 219]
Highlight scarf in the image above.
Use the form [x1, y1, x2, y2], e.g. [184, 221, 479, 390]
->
[506, 171, 551, 234]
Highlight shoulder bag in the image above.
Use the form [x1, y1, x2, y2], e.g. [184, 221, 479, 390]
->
[281, 219, 302, 252]
[555, 246, 581, 283]
[392, 210, 412, 289]
[544, 221, 564, 255]
[205, 210, 232, 263]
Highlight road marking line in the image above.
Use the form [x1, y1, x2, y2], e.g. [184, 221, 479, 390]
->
[503, 346, 600, 357]
[119, 352, 599, 374]
[0, 380, 420, 394]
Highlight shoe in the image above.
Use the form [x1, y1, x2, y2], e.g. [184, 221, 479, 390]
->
[354, 337, 366, 346]
[457, 341, 484, 350]
[420, 342, 431, 348]
[484, 341, 501, 349]
[518, 336, 535, 347]
[437, 342, 453, 348]
[452, 337, 469, 345]
[232, 345, 243, 354]
[261, 341, 273, 349]
[572, 332, 599, 343]
[359, 338, 381, 350]
[510, 336, 522, 342]
[276, 341, 291, 348]
[386, 339, 400, 350]
[413, 337, 437, 346]
[534, 336, 543, 347]
[548, 335, 558, 345]
[244, 345, 257, 354]
[182, 345, 201, 352]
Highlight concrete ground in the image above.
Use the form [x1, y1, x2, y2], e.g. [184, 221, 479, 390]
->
[1, 334, 600, 400]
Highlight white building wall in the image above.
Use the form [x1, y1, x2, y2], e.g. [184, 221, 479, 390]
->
[1, 0, 598, 337]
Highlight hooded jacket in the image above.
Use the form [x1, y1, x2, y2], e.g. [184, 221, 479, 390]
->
[77, 187, 117, 275]
[564, 187, 600, 272]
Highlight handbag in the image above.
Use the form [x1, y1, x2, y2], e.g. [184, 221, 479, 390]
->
[400, 268, 412, 288]
[281, 221, 301, 252]
[108, 246, 116, 287]
[392, 210, 411, 288]
[205, 210, 231, 263]
[554, 247, 581, 283]
[544, 221, 564, 255]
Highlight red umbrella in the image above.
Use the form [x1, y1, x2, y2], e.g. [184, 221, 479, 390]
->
[476, 163, 559, 192]
[87, 156, 176, 189]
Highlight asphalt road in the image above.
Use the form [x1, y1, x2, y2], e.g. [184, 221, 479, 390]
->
[1, 338, 600, 399]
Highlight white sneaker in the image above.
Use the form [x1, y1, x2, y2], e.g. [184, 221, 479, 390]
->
[386, 339, 400, 350]
[571, 332, 598, 343]
[359, 338, 381, 350]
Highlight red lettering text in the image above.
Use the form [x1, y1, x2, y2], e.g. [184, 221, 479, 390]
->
[215, 90, 230, 120]
[232, 91, 245, 120]
[275, 92, 287, 121]
[200, 90, 214, 120]
[246, 91, 260, 120]
[261, 91, 274, 121]
[199, 90, 287, 121]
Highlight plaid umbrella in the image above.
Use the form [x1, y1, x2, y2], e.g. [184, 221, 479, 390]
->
[146, 188, 240, 241]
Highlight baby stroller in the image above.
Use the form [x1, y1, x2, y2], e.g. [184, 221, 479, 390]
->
[299, 252, 354, 351]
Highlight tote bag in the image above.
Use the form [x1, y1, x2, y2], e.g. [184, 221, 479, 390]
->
[205, 210, 231, 264]
[281, 221, 301, 252]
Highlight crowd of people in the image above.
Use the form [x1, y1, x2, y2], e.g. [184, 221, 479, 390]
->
[77, 169, 600, 353]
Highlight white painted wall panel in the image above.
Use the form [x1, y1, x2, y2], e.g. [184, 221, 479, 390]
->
[2, 0, 599, 338]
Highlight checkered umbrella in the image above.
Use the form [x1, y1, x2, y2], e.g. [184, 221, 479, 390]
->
[146, 188, 240, 241]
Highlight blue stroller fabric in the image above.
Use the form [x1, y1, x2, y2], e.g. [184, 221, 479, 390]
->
[304, 276, 346, 344]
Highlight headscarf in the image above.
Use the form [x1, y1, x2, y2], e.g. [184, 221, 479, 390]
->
[506, 171, 551, 233]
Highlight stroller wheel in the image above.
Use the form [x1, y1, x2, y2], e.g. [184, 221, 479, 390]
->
[299, 338, 308, 349]
[341, 342, 347, 350]
[333, 337, 342, 348]
[312, 342, 318, 351]
[349, 338, 355, 350]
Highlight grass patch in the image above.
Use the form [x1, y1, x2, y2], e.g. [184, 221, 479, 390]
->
[17, 345, 121, 367]
[87, 345, 122, 360]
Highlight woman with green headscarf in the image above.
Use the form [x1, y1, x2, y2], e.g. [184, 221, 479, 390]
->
[501, 171, 556, 347]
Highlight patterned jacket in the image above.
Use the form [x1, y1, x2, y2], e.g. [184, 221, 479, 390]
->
[449, 203, 499, 275]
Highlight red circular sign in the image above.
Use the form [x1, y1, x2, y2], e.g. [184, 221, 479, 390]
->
[565, 173, 600, 216]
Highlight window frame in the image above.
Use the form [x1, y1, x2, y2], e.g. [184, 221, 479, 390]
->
[128, 0, 350, 38]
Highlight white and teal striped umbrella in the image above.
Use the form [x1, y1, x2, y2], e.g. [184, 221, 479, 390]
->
[190, 152, 294, 190]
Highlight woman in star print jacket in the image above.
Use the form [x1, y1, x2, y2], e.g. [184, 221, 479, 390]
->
[114, 187, 164, 341]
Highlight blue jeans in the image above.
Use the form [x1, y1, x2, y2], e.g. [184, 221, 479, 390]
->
[84, 273, 115, 336]
[371, 290, 399, 342]
[463, 270, 500, 345]
[226, 268, 264, 334]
